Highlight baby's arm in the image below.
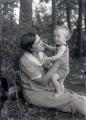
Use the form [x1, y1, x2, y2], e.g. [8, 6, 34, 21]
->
[39, 52, 53, 69]
[44, 43, 56, 51]
[44, 45, 66, 62]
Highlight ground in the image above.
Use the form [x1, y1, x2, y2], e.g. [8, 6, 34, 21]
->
[0, 57, 86, 120]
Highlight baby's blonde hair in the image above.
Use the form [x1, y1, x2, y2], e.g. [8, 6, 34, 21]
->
[54, 25, 71, 41]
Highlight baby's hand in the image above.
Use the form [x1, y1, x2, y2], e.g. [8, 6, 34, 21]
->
[43, 42, 49, 48]
[43, 42, 57, 51]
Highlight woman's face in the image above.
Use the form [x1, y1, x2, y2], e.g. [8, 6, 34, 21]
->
[32, 35, 44, 52]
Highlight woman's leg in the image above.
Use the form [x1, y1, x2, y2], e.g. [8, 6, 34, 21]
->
[71, 95, 86, 115]
[23, 89, 86, 115]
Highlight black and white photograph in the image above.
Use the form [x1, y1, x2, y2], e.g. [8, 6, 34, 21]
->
[0, 0, 86, 120]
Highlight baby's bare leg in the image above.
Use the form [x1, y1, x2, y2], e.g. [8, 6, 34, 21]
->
[59, 79, 65, 92]
[59, 76, 67, 92]
[59, 69, 69, 92]
[51, 73, 61, 95]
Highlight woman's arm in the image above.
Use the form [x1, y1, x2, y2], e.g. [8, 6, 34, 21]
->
[44, 45, 66, 62]
[20, 53, 62, 87]
[41, 60, 62, 86]
[31, 60, 62, 86]
[22, 59, 62, 87]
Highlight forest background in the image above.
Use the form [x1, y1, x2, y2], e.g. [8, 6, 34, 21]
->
[0, 0, 86, 119]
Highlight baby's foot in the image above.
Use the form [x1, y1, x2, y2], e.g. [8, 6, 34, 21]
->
[54, 91, 63, 98]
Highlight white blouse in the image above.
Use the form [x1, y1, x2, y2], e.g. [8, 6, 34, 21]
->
[24, 52, 42, 66]
[24, 52, 42, 80]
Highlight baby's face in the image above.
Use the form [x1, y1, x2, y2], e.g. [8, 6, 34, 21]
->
[54, 29, 66, 44]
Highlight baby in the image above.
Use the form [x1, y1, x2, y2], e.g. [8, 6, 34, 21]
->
[43, 26, 70, 97]
[41, 26, 70, 97]
[36, 25, 70, 97]
[35, 34, 63, 94]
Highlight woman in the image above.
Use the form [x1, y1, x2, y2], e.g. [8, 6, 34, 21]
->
[20, 31, 86, 115]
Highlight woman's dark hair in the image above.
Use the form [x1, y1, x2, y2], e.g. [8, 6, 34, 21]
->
[20, 30, 36, 52]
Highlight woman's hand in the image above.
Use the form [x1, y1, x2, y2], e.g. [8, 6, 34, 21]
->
[41, 58, 53, 70]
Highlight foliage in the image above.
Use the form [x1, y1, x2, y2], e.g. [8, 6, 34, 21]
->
[1, 0, 22, 86]
[33, 0, 79, 32]
[33, 0, 86, 57]
[33, 1, 52, 43]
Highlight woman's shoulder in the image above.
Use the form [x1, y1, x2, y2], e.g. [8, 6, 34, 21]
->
[21, 52, 34, 60]
[20, 52, 31, 65]
[20, 52, 42, 66]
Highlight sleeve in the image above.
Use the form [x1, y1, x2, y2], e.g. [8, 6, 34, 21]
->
[26, 66, 42, 80]
[20, 57, 42, 81]
[56, 43, 67, 47]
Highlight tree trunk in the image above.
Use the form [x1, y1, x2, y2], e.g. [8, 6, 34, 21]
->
[84, 16, 86, 34]
[83, 0, 86, 34]
[36, 13, 43, 35]
[0, 3, 2, 37]
[19, 0, 32, 36]
[52, 0, 56, 43]
[76, 0, 83, 57]
[0, 1, 3, 79]
[65, 0, 72, 32]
